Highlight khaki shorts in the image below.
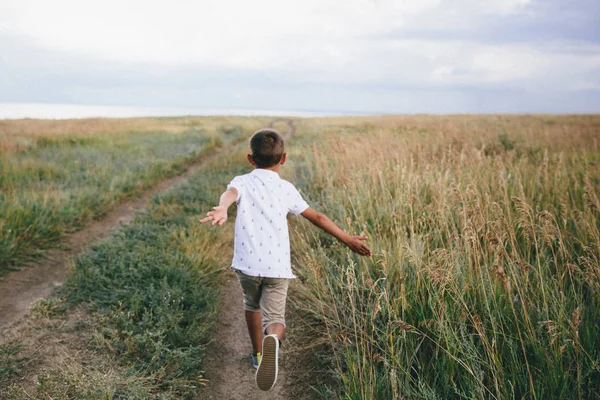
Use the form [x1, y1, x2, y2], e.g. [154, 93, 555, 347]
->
[235, 269, 290, 333]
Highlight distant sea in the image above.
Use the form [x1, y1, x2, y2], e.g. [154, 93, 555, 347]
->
[0, 102, 357, 120]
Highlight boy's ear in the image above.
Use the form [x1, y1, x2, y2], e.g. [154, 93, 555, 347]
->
[247, 154, 256, 166]
[280, 152, 287, 165]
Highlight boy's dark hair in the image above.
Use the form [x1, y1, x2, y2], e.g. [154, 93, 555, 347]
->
[250, 129, 285, 168]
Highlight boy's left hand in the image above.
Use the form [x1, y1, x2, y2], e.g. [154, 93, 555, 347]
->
[344, 236, 372, 257]
[200, 206, 228, 226]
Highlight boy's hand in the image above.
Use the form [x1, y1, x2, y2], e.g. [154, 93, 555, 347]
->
[344, 236, 372, 257]
[200, 206, 228, 226]
[200, 188, 237, 227]
[301, 209, 372, 257]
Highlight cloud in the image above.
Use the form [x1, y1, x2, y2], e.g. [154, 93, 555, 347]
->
[0, 0, 537, 65]
[0, 0, 599, 113]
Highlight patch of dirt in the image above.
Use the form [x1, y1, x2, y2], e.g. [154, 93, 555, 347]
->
[0, 305, 98, 397]
[268, 119, 296, 141]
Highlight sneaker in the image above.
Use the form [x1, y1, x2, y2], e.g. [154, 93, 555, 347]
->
[252, 353, 261, 369]
[255, 334, 279, 391]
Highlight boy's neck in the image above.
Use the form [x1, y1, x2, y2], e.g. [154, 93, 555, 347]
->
[255, 165, 281, 173]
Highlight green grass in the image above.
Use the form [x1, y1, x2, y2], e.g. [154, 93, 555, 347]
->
[61, 150, 252, 396]
[1, 137, 254, 398]
[0, 343, 27, 388]
[0, 126, 226, 271]
[0, 118, 262, 398]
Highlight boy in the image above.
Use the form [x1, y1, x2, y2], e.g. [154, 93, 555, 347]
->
[200, 129, 371, 391]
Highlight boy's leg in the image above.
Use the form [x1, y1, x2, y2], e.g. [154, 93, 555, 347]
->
[245, 310, 263, 354]
[256, 277, 289, 391]
[235, 270, 263, 354]
[260, 277, 290, 340]
[265, 322, 285, 341]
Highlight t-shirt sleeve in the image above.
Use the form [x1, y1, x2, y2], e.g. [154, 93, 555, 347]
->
[226, 176, 245, 202]
[287, 184, 310, 215]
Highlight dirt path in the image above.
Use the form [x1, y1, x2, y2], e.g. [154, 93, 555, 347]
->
[0, 121, 295, 341]
[1, 120, 306, 399]
[268, 118, 296, 141]
[0, 158, 224, 340]
[197, 120, 302, 399]
[197, 271, 291, 400]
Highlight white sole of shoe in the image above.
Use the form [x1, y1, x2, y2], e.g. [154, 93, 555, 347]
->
[256, 335, 279, 391]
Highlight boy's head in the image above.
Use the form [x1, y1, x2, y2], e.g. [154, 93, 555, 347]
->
[249, 129, 285, 169]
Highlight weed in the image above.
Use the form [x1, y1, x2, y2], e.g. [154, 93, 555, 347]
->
[0, 343, 26, 387]
[498, 132, 516, 151]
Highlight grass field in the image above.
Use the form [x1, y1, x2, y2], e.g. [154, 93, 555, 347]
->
[0, 120, 256, 398]
[0, 117, 269, 271]
[287, 115, 600, 399]
[1, 115, 599, 399]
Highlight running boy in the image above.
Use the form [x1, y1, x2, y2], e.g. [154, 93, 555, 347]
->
[200, 129, 371, 391]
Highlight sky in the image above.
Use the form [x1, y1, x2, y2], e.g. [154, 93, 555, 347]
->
[1, 0, 599, 114]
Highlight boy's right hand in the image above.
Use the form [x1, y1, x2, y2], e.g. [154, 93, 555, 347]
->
[344, 236, 372, 257]
[199, 206, 228, 226]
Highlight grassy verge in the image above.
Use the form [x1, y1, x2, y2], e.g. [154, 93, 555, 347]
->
[0, 343, 27, 389]
[0, 126, 255, 398]
[0, 116, 268, 272]
[288, 116, 600, 399]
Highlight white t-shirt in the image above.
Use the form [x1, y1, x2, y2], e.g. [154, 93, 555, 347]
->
[227, 168, 309, 278]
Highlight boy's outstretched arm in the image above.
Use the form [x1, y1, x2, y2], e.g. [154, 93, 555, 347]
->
[199, 188, 238, 226]
[300, 208, 372, 257]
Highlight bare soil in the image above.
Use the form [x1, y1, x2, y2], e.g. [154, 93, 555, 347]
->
[0, 306, 102, 397]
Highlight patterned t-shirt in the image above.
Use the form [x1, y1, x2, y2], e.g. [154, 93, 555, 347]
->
[227, 168, 309, 278]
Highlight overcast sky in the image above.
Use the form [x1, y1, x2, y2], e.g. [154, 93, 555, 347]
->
[1, 0, 599, 114]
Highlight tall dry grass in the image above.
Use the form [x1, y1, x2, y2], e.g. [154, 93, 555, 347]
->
[288, 115, 600, 399]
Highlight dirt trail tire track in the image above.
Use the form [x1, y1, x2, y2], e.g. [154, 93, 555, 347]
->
[0, 133, 241, 340]
[198, 120, 301, 400]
